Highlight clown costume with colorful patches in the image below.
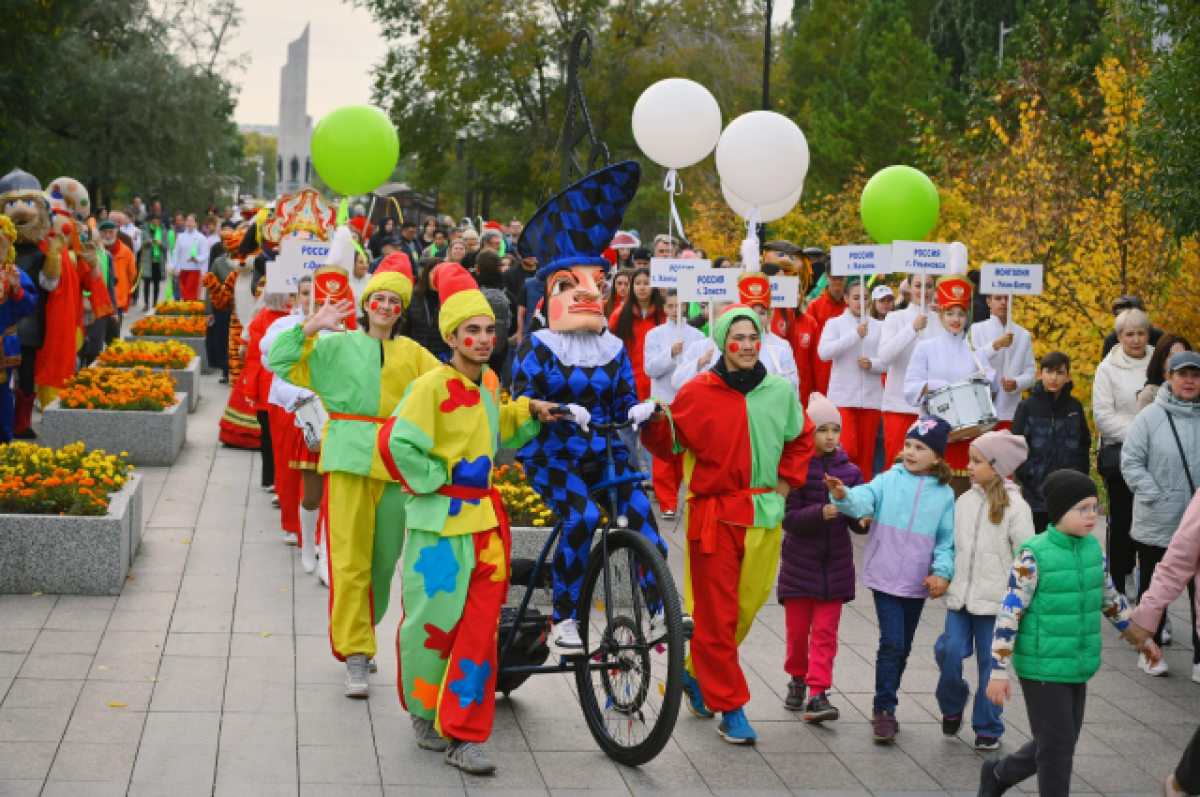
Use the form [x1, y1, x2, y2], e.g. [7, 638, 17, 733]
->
[269, 252, 440, 697]
[378, 264, 555, 774]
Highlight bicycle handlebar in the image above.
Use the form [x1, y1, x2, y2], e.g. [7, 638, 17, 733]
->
[590, 418, 639, 433]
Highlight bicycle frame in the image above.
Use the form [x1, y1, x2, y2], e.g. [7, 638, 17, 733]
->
[497, 422, 649, 678]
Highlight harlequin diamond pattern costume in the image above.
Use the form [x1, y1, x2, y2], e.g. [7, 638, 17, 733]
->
[379, 263, 540, 745]
[511, 161, 668, 623]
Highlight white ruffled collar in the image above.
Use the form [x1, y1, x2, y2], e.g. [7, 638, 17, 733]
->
[533, 328, 624, 368]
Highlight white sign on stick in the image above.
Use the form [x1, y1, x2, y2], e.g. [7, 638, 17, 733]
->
[770, 276, 801, 308]
[678, 268, 741, 303]
[650, 257, 710, 288]
[892, 241, 951, 275]
[268, 238, 330, 293]
[980, 263, 1044, 296]
[830, 245, 893, 276]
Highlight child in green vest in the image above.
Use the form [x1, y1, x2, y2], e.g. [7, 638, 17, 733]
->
[980, 470, 1160, 797]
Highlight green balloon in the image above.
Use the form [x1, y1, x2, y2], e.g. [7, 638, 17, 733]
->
[311, 105, 399, 196]
[859, 165, 940, 244]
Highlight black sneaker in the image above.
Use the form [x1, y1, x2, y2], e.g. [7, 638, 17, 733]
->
[942, 713, 963, 737]
[803, 691, 839, 723]
[783, 679, 806, 711]
[979, 758, 1010, 797]
[974, 734, 1001, 751]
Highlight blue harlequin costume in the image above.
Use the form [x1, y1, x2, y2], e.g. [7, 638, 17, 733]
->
[0, 266, 37, 443]
[511, 161, 667, 621]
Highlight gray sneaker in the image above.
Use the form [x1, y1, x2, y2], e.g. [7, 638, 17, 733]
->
[344, 654, 369, 698]
[444, 740, 496, 774]
[412, 715, 448, 751]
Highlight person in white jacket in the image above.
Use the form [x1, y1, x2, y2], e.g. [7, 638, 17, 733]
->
[877, 273, 943, 465]
[642, 290, 704, 519]
[935, 430, 1034, 750]
[904, 275, 999, 491]
[970, 293, 1036, 428]
[1093, 307, 1155, 600]
[817, 277, 886, 478]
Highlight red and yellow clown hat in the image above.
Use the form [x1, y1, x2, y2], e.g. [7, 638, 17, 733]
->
[433, 262, 493, 341]
[936, 275, 972, 312]
[361, 252, 414, 313]
[738, 271, 772, 310]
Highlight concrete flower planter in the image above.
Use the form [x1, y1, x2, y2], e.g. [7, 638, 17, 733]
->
[94, 357, 201, 413]
[125, 334, 212, 374]
[41, 393, 188, 467]
[509, 525, 555, 605]
[0, 474, 143, 596]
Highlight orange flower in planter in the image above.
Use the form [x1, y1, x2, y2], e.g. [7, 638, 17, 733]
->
[154, 300, 206, 316]
[0, 442, 132, 516]
[58, 368, 178, 412]
[96, 340, 194, 370]
[130, 316, 207, 337]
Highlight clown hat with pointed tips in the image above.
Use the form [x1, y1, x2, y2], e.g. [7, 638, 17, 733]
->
[361, 252, 414, 313]
[432, 263, 493, 340]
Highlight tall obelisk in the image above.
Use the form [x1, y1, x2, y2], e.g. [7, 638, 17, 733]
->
[277, 24, 313, 197]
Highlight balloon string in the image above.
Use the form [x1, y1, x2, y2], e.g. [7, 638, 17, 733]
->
[336, 197, 349, 226]
[741, 206, 761, 272]
[663, 169, 686, 250]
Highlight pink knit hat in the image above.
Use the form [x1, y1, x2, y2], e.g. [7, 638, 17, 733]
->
[971, 430, 1029, 479]
[806, 392, 842, 430]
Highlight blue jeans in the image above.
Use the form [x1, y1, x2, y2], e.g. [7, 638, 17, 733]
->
[934, 609, 1004, 738]
[872, 590, 925, 715]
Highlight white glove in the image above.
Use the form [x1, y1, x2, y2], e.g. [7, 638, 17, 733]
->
[564, 403, 591, 432]
[627, 400, 657, 431]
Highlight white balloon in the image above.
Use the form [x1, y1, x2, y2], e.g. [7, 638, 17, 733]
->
[722, 181, 803, 223]
[716, 111, 809, 205]
[631, 79, 723, 170]
[948, 241, 969, 274]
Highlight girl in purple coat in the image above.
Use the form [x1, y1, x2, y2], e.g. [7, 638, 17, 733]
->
[780, 392, 865, 723]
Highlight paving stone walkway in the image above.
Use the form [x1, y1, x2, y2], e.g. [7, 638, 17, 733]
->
[2, 358, 1198, 796]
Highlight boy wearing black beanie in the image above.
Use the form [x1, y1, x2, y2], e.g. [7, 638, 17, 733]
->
[977, 470, 1159, 797]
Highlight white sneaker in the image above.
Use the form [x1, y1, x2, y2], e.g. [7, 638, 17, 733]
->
[551, 619, 582, 649]
[316, 549, 330, 587]
[300, 508, 318, 574]
[271, 495, 280, 508]
[662, 510, 676, 520]
[1139, 650, 1168, 677]
[283, 531, 298, 545]
[648, 612, 667, 644]
[263, 485, 275, 494]
[1192, 663, 1200, 684]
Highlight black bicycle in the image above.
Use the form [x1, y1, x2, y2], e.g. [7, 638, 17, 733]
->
[496, 417, 685, 766]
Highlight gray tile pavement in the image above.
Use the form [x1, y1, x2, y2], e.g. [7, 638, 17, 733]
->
[1, 340, 1196, 795]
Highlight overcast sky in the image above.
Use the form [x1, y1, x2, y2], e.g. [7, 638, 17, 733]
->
[230, 0, 794, 128]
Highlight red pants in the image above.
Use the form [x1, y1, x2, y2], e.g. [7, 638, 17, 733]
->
[652, 451, 685, 512]
[838, 406, 881, 480]
[685, 522, 781, 713]
[269, 404, 302, 537]
[882, 412, 918, 469]
[179, 269, 201, 300]
[783, 597, 843, 691]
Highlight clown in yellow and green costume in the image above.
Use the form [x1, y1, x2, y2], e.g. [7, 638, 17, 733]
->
[268, 253, 440, 677]
[378, 264, 542, 758]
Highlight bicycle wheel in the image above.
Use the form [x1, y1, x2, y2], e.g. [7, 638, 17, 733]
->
[574, 528, 684, 766]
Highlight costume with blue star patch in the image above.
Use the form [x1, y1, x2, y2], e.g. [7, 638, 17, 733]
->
[511, 160, 668, 622]
[379, 269, 539, 744]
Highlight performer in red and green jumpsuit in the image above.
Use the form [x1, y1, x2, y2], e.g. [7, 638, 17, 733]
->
[642, 304, 813, 745]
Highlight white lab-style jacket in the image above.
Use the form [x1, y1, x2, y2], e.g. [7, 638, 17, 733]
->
[903, 328, 999, 410]
[642, 317, 706, 404]
[877, 303, 945, 415]
[969, 316, 1036, 421]
[817, 309, 885, 410]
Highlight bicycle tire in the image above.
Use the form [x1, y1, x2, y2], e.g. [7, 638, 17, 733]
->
[574, 528, 684, 766]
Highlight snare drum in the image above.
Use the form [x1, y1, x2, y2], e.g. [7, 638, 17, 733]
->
[920, 377, 998, 442]
[293, 394, 329, 452]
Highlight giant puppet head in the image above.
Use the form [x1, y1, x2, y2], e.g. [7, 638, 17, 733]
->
[518, 161, 641, 334]
[45, 177, 90, 250]
[762, 240, 811, 295]
[261, 189, 336, 247]
[0, 168, 51, 246]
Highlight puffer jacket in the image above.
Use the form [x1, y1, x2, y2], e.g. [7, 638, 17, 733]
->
[779, 447, 864, 602]
[943, 483, 1035, 615]
[1093, 343, 1153, 444]
[399, 288, 450, 361]
[1012, 380, 1092, 513]
[1121, 383, 1200, 547]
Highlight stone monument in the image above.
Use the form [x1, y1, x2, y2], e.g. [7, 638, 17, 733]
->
[277, 24, 313, 197]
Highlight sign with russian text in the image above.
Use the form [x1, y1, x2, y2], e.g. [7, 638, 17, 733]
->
[268, 238, 330, 293]
[770, 276, 801, 308]
[830, 245, 893, 276]
[892, 241, 951, 275]
[980, 263, 1044, 296]
[678, 268, 741, 303]
[650, 257, 710, 288]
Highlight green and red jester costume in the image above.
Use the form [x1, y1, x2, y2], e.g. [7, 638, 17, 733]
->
[642, 306, 814, 715]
